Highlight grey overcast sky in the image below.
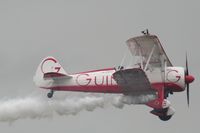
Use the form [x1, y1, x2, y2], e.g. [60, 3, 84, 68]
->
[0, 0, 199, 133]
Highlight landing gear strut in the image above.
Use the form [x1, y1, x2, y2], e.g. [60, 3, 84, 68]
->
[47, 90, 54, 98]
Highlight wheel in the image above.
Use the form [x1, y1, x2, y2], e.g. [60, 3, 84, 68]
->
[47, 90, 54, 98]
[47, 92, 53, 98]
[158, 115, 172, 121]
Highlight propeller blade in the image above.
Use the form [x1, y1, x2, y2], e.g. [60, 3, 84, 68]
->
[185, 53, 190, 107]
[187, 83, 189, 107]
[186, 53, 189, 76]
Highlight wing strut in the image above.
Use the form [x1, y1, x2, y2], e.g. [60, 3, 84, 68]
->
[133, 39, 144, 69]
[144, 44, 155, 71]
[139, 47, 144, 69]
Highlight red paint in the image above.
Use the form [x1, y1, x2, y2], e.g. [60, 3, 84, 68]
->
[76, 74, 92, 86]
[165, 83, 183, 91]
[94, 76, 104, 86]
[152, 82, 183, 92]
[55, 67, 61, 73]
[185, 75, 195, 84]
[74, 68, 115, 74]
[42, 85, 123, 93]
[75, 74, 116, 87]
[146, 83, 164, 109]
[41, 57, 61, 74]
[146, 82, 184, 109]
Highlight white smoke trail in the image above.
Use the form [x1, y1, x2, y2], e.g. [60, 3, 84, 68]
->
[111, 94, 156, 108]
[0, 93, 156, 122]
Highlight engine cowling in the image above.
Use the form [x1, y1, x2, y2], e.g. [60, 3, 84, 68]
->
[165, 67, 185, 92]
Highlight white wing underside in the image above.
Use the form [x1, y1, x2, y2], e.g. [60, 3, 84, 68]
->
[126, 35, 172, 71]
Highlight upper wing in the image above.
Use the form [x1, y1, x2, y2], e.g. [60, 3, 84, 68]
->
[126, 35, 172, 70]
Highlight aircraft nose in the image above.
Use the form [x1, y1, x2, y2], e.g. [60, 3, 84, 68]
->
[185, 75, 195, 84]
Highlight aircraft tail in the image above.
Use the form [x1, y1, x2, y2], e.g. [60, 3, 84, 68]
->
[34, 56, 71, 87]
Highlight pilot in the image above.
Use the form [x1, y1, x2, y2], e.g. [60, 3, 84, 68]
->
[117, 66, 124, 70]
[142, 29, 149, 35]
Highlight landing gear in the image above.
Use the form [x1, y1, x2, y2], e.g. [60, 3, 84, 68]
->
[164, 89, 174, 99]
[151, 107, 174, 121]
[158, 114, 172, 121]
[158, 107, 174, 121]
[47, 90, 54, 98]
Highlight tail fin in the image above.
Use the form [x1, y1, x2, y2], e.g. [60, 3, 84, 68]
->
[34, 56, 71, 87]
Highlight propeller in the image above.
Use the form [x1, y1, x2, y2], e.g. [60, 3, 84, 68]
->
[185, 53, 195, 107]
[185, 54, 189, 106]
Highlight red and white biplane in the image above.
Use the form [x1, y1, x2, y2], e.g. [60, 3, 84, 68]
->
[34, 31, 194, 121]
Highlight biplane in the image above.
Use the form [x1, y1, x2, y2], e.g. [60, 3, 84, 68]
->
[34, 30, 194, 121]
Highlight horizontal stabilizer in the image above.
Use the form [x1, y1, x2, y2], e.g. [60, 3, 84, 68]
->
[43, 72, 72, 79]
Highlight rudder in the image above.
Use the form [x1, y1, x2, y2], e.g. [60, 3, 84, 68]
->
[34, 56, 70, 87]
